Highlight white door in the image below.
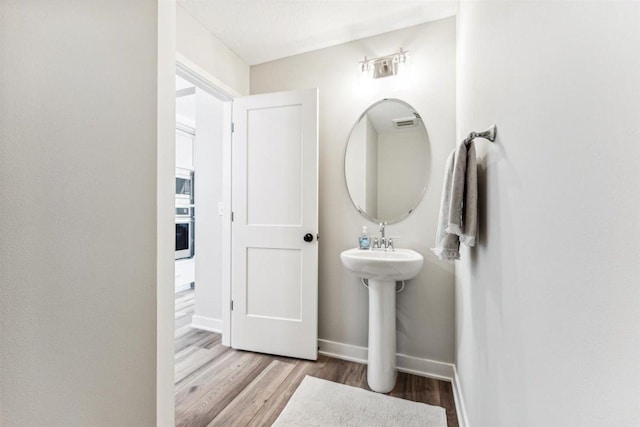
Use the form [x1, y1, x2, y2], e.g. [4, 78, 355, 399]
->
[231, 88, 318, 360]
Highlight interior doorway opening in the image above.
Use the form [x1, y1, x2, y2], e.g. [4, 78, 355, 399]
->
[174, 73, 223, 327]
[172, 57, 236, 421]
[174, 56, 235, 348]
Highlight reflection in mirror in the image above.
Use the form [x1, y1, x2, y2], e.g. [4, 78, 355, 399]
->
[344, 99, 429, 224]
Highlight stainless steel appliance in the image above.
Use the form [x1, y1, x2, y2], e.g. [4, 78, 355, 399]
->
[175, 205, 194, 260]
[176, 168, 194, 204]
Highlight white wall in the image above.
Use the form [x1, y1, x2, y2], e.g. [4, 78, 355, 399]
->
[0, 1, 159, 425]
[176, 129, 194, 170]
[176, 90, 196, 129]
[456, 2, 640, 426]
[194, 88, 225, 324]
[345, 117, 367, 211]
[377, 129, 428, 219]
[251, 18, 457, 363]
[364, 117, 378, 217]
[176, 5, 250, 96]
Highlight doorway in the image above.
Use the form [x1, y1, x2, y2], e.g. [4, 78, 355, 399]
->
[174, 56, 235, 348]
[171, 57, 320, 424]
[173, 56, 236, 423]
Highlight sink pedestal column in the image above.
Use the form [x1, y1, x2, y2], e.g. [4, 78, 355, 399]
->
[367, 279, 397, 393]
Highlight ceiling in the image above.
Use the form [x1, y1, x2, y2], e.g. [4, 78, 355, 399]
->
[177, 1, 458, 66]
[366, 100, 421, 134]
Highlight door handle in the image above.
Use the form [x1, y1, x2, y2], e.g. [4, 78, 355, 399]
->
[303, 233, 314, 242]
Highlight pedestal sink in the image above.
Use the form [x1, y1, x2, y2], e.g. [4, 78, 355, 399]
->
[340, 248, 424, 393]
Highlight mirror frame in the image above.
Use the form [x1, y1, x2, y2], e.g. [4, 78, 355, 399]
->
[343, 98, 430, 225]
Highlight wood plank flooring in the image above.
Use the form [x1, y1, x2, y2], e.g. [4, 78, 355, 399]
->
[175, 289, 459, 427]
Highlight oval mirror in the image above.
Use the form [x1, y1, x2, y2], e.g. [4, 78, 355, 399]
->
[344, 99, 430, 224]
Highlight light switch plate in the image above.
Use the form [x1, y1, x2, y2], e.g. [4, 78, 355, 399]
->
[218, 202, 224, 216]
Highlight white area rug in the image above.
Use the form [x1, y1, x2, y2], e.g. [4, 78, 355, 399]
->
[272, 375, 447, 427]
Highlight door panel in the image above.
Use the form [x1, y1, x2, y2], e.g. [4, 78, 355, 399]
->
[246, 247, 302, 320]
[247, 105, 302, 226]
[231, 88, 318, 360]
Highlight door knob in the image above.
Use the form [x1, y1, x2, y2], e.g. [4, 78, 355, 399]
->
[303, 233, 314, 242]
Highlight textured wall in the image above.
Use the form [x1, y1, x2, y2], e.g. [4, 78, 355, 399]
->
[176, 5, 250, 95]
[0, 1, 159, 425]
[456, 2, 640, 426]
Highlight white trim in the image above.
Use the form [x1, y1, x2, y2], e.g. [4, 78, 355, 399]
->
[452, 367, 470, 427]
[396, 353, 455, 382]
[191, 315, 223, 334]
[157, 2, 177, 425]
[317, 339, 455, 381]
[176, 122, 195, 135]
[220, 102, 232, 347]
[176, 53, 240, 101]
[318, 339, 369, 364]
[176, 86, 196, 98]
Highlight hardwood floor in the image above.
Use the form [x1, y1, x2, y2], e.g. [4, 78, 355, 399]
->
[175, 289, 459, 427]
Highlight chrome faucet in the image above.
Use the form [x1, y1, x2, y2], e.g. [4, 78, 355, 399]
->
[372, 237, 380, 249]
[373, 222, 394, 251]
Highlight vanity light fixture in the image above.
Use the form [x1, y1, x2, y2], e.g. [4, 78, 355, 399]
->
[359, 48, 410, 80]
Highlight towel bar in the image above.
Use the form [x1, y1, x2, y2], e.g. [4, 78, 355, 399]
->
[464, 124, 497, 144]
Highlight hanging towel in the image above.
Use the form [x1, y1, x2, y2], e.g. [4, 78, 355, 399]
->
[446, 141, 478, 246]
[432, 141, 478, 261]
[462, 141, 478, 246]
[431, 150, 460, 260]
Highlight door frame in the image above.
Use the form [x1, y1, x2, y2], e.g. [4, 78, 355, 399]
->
[176, 53, 238, 346]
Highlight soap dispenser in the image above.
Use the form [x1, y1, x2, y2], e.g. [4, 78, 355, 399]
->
[359, 226, 370, 250]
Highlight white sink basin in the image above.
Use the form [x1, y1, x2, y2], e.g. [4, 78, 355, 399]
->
[340, 248, 424, 281]
[340, 247, 424, 393]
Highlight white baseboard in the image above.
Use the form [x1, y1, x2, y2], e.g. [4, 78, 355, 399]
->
[190, 315, 223, 333]
[318, 339, 369, 364]
[452, 366, 469, 427]
[317, 339, 455, 381]
[318, 339, 469, 425]
[396, 353, 455, 381]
